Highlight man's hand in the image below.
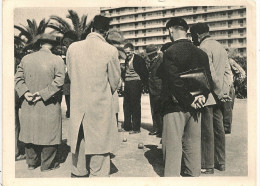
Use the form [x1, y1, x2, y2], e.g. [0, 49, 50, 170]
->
[24, 92, 33, 102]
[220, 94, 232, 102]
[191, 95, 206, 109]
[32, 92, 42, 103]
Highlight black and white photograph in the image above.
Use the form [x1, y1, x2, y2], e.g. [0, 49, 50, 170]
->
[2, 0, 257, 185]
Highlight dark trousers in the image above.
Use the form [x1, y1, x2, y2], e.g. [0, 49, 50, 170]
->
[149, 94, 163, 133]
[222, 86, 235, 133]
[15, 107, 25, 157]
[25, 143, 59, 171]
[123, 80, 142, 131]
[162, 111, 201, 177]
[65, 95, 70, 117]
[201, 105, 225, 169]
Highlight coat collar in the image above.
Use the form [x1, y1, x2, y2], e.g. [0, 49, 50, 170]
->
[87, 32, 106, 42]
[39, 47, 52, 53]
[199, 35, 212, 45]
[172, 39, 191, 44]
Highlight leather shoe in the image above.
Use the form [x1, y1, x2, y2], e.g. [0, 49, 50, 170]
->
[129, 130, 141, 134]
[71, 173, 89, 178]
[41, 164, 60, 172]
[28, 165, 36, 170]
[215, 164, 225, 171]
[201, 168, 214, 174]
[149, 131, 159, 135]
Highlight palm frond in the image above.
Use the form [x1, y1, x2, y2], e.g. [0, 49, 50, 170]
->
[47, 24, 65, 34]
[50, 15, 72, 31]
[67, 10, 81, 39]
[37, 19, 46, 34]
[14, 25, 32, 41]
[80, 14, 88, 30]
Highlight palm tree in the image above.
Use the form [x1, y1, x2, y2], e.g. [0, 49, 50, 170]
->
[14, 19, 50, 46]
[48, 10, 92, 42]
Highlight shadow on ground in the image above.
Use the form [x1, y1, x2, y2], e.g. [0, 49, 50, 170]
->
[141, 122, 154, 132]
[144, 145, 164, 177]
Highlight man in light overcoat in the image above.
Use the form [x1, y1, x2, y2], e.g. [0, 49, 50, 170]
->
[15, 34, 65, 171]
[67, 15, 121, 177]
[190, 23, 233, 174]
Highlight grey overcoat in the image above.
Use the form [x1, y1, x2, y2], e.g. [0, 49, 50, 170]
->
[66, 32, 121, 154]
[15, 48, 65, 145]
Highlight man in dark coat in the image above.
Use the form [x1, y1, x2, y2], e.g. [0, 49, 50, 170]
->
[160, 18, 212, 177]
[145, 44, 163, 137]
[15, 34, 65, 171]
[122, 42, 149, 134]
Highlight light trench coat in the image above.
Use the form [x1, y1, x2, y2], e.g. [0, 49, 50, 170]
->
[199, 37, 233, 106]
[66, 32, 121, 154]
[15, 48, 65, 145]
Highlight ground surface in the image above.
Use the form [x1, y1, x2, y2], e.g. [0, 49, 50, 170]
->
[16, 95, 247, 177]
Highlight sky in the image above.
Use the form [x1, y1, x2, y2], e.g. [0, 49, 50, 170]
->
[14, 7, 100, 35]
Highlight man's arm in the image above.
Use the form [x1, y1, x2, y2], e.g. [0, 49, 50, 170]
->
[200, 47, 224, 100]
[108, 48, 121, 94]
[163, 53, 194, 109]
[37, 57, 65, 101]
[222, 57, 233, 95]
[14, 59, 29, 98]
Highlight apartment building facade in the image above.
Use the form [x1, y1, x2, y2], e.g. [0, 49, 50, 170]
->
[100, 6, 246, 56]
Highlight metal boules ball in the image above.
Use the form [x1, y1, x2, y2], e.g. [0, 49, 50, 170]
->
[123, 137, 127, 142]
[138, 142, 144, 149]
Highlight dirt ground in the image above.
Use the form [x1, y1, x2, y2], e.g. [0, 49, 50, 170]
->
[15, 94, 248, 177]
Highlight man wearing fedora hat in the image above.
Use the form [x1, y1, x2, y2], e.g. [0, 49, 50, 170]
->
[67, 15, 121, 177]
[15, 33, 65, 171]
[145, 44, 163, 137]
[160, 18, 212, 177]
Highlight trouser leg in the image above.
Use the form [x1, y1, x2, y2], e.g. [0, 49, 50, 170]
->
[131, 81, 142, 131]
[71, 125, 88, 176]
[123, 81, 132, 131]
[25, 143, 40, 166]
[182, 112, 201, 177]
[222, 86, 235, 133]
[15, 107, 20, 157]
[201, 106, 214, 169]
[151, 95, 163, 133]
[149, 95, 157, 132]
[213, 104, 225, 166]
[65, 95, 70, 117]
[87, 153, 110, 177]
[41, 145, 59, 171]
[162, 112, 185, 177]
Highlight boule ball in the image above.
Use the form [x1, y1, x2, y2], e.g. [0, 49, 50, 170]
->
[123, 137, 127, 142]
[138, 142, 144, 149]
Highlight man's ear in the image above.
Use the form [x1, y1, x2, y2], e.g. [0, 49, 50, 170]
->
[91, 28, 94, 32]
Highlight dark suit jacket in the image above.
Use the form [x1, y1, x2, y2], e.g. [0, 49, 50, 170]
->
[148, 53, 163, 96]
[160, 39, 213, 115]
[122, 54, 148, 85]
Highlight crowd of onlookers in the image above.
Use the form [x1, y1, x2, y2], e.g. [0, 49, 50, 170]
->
[15, 15, 246, 177]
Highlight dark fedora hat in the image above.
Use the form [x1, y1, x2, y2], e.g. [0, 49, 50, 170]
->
[37, 33, 60, 44]
[24, 33, 59, 51]
[93, 15, 110, 31]
[146, 44, 158, 55]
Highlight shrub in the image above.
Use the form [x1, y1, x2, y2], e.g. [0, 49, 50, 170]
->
[232, 56, 247, 99]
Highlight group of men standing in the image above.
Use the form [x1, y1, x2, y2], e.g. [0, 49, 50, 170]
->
[15, 14, 244, 177]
